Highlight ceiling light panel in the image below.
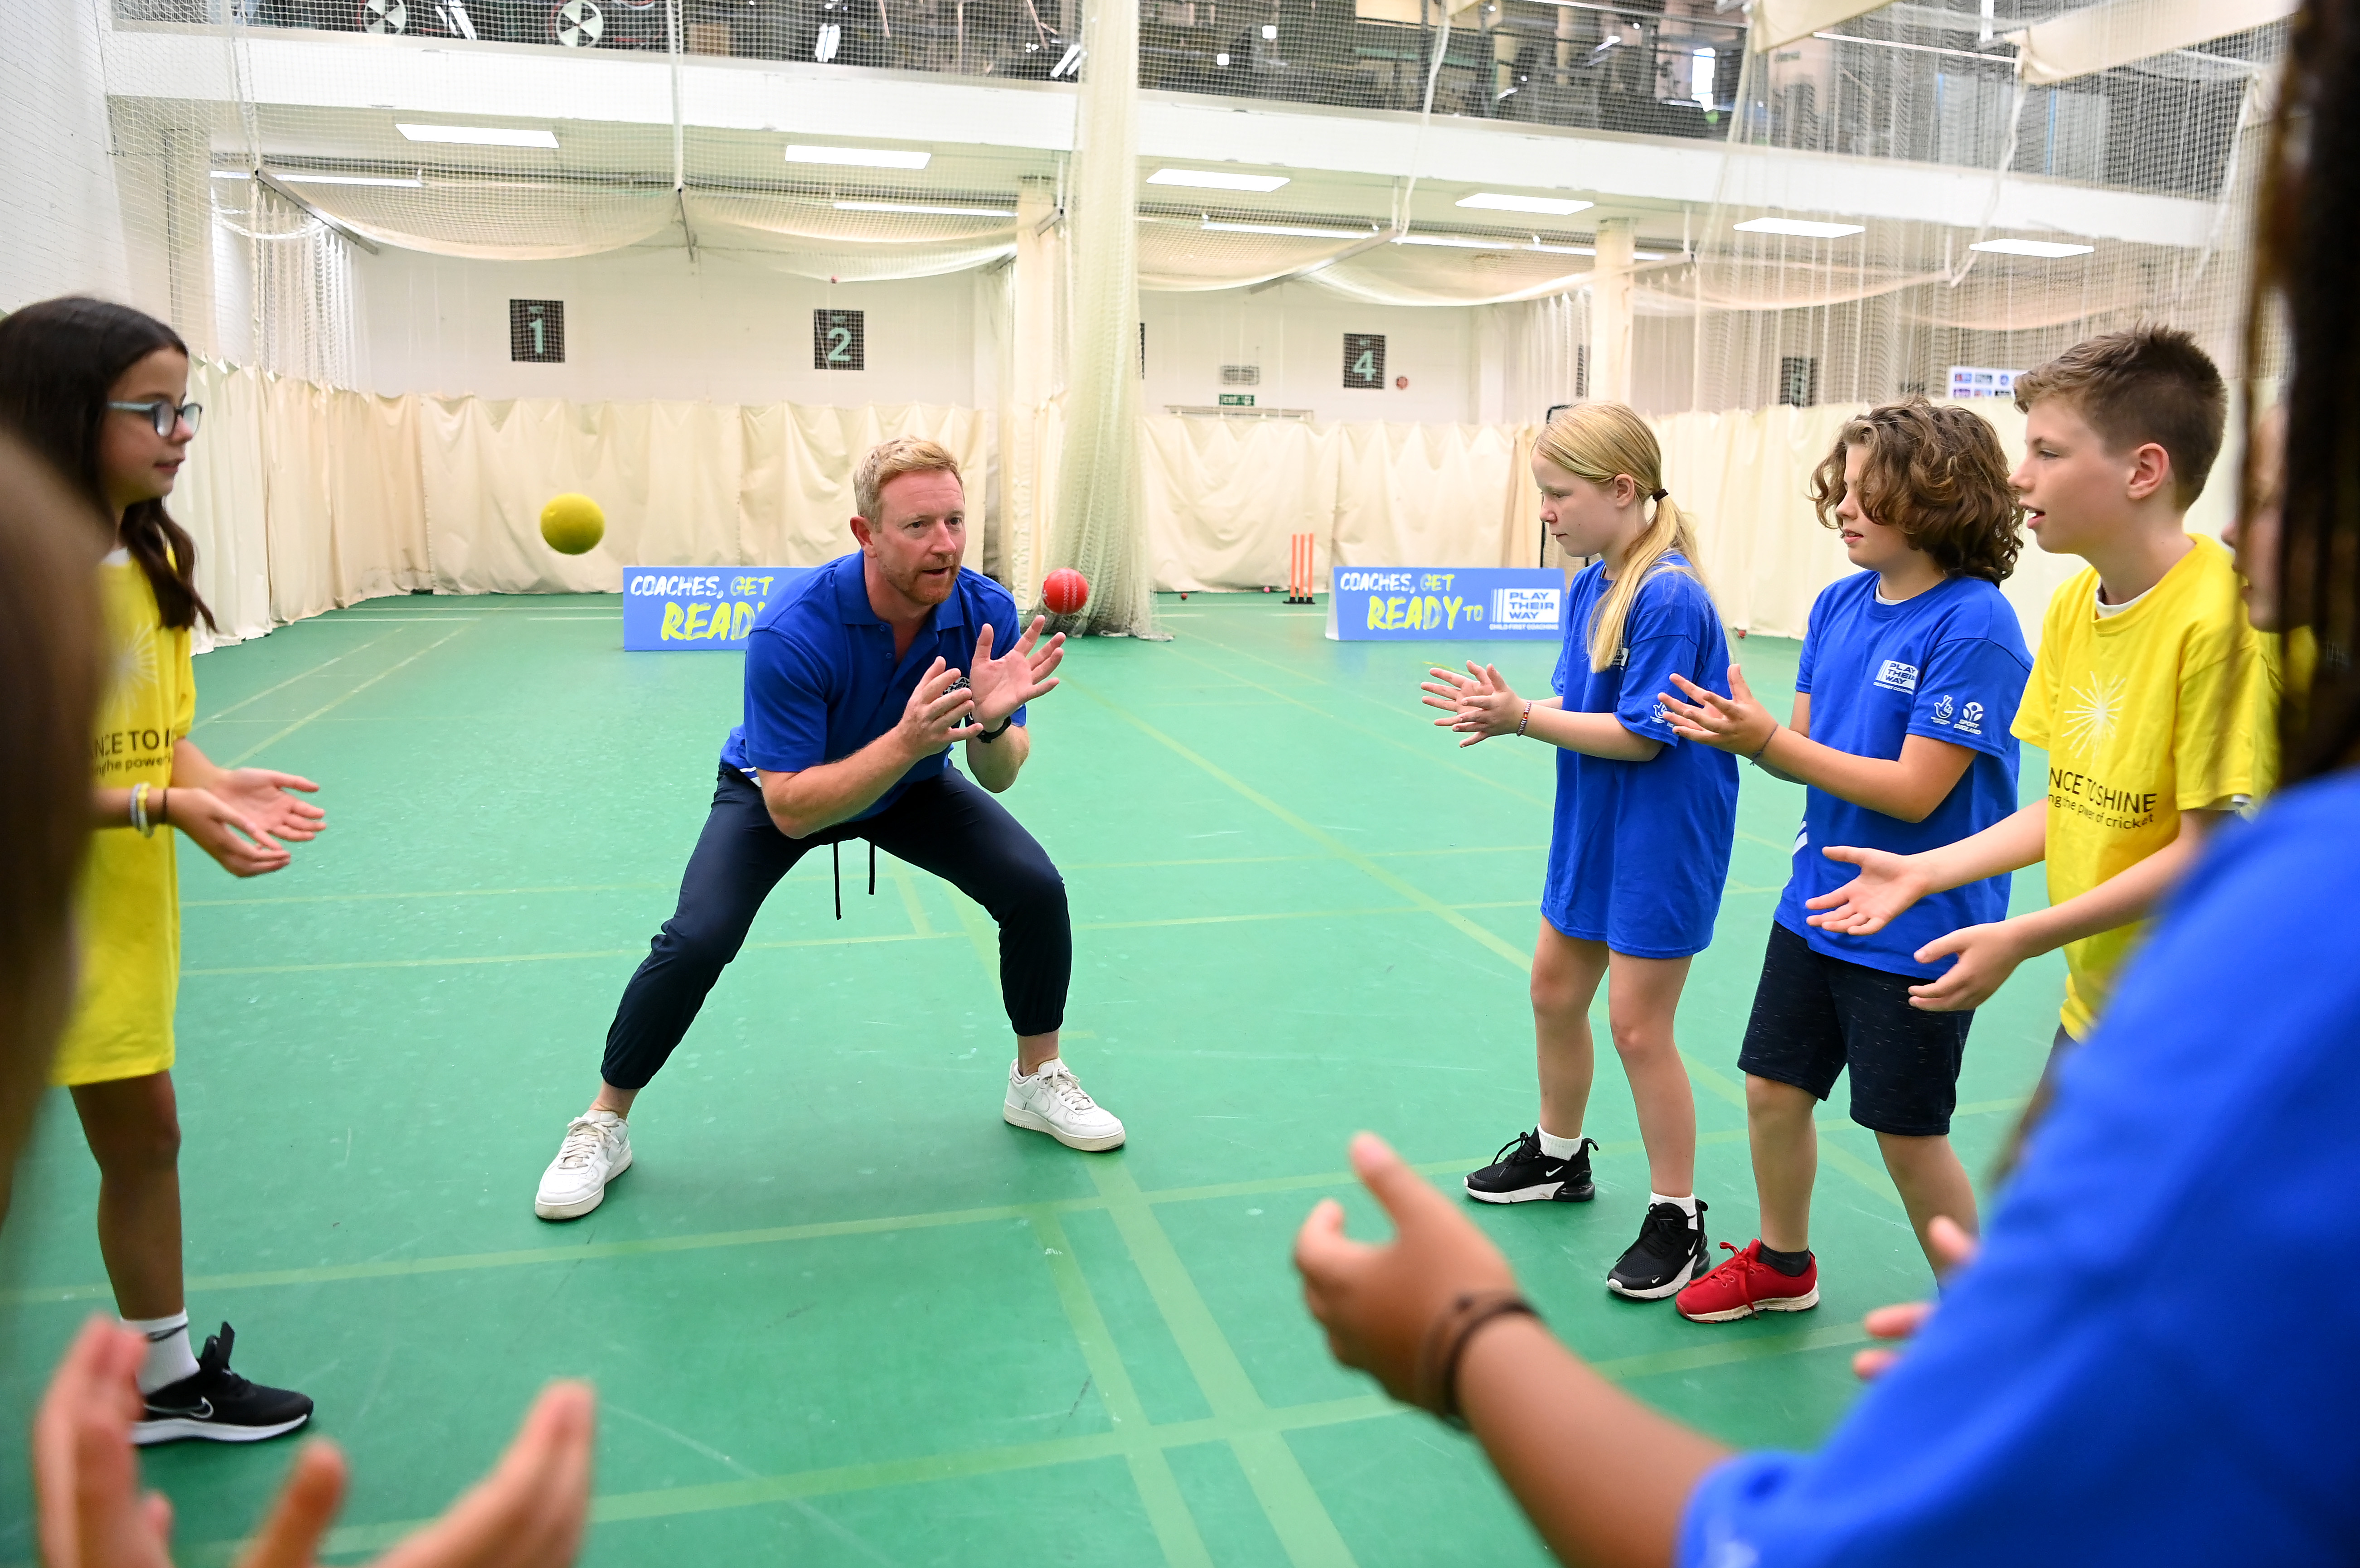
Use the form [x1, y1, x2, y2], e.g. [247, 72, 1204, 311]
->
[1969, 237, 2095, 257]
[1202, 220, 1373, 238]
[1149, 168, 1290, 192]
[786, 144, 931, 169]
[835, 200, 1017, 216]
[281, 173, 425, 187]
[1458, 192, 1593, 216]
[396, 123, 558, 148]
[1734, 217, 1865, 237]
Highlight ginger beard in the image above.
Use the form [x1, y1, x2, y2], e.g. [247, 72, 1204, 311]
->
[857, 469, 966, 614]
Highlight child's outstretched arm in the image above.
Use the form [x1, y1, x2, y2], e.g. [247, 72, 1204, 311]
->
[1903, 807, 2228, 1011]
[1662, 666, 1974, 823]
[1803, 800, 2050, 937]
[1421, 662, 1660, 760]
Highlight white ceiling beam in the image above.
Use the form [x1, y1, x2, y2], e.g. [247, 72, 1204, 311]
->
[100, 22, 2215, 249]
[2008, 0, 2295, 86]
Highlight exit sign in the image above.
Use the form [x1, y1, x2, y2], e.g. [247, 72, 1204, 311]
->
[1219, 392, 1255, 407]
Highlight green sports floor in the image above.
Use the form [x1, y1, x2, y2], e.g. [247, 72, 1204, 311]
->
[0, 590, 2064, 1566]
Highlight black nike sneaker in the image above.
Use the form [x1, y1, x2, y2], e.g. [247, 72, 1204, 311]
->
[1607, 1199, 1710, 1300]
[132, 1323, 314, 1445]
[1464, 1130, 1597, 1204]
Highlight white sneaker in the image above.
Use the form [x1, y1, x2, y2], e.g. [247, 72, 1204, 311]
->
[1003, 1059, 1125, 1151]
[534, 1109, 632, 1220]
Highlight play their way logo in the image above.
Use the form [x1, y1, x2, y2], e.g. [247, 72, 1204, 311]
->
[1873, 659, 1919, 692]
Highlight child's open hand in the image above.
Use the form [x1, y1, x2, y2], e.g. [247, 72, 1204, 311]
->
[1420, 662, 1524, 748]
[1660, 665, 1775, 756]
[1802, 845, 1932, 936]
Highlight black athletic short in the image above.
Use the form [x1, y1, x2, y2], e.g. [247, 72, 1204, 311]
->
[1735, 921, 1972, 1137]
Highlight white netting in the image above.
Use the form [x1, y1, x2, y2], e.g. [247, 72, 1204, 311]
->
[10, 0, 2273, 419]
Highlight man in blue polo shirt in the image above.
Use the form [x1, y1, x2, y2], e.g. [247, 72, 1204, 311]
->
[533, 437, 1124, 1221]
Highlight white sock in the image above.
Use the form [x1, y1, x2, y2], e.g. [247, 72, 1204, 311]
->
[1020, 1058, 1063, 1080]
[1650, 1192, 1699, 1220]
[126, 1312, 199, 1394]
[1537, 1128, 1587, 1160]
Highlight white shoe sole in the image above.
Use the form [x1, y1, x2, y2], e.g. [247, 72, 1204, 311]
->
[133, 1411, 310, 1446]
[1464, 1180, 1591, 1204]
[1679, 1287, 1821, 1323]
[534, 1147, 631, 1221]
[1606, 1252, 1710, 1301]
[1003, 1103, 1125, 1152]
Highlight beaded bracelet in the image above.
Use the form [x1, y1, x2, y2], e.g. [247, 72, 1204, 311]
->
[1515, 702, 1532, 738]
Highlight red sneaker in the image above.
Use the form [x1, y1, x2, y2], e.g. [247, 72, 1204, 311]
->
[1675, 1239, 1820, 1322]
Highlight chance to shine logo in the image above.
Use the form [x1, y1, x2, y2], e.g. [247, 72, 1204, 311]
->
[2062, 673, 2129, 751]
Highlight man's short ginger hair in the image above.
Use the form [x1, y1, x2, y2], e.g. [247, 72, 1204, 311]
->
[854, 436, 962, 522]
[2011, 324, 2227, 510]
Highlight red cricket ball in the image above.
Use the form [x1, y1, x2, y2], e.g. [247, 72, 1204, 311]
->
[1043, 567, 1090, 616]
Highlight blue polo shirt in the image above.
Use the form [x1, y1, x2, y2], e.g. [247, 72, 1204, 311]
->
[1775, 571, 2032, 978]
[1680, 768, 2360, 1567]
[719, 552, 1025, 821]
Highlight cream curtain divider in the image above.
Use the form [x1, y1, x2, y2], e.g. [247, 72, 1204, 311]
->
[174, 362, 2237, 658]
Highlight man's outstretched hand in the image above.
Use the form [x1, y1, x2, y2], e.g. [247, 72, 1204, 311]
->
[966, 617, 1066, 727]
[1294, 1132, 1518, 1411]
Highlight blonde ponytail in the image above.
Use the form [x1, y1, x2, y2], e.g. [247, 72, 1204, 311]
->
[1534, 402, 1710, 672]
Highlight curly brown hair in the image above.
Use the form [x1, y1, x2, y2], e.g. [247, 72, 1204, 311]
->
[1808, 398, 2023, 583]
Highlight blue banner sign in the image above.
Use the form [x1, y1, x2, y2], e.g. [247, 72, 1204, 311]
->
[1326, 566, 1569, 641]
[623, 566, 810, 651]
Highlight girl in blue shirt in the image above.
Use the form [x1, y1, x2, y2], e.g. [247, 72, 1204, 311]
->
[1423, 402, 1738, 1301]
[1658, 399, 2030, 1321]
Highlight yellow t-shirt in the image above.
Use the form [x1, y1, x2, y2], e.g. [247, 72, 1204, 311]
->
[2014, 534, 2278, 1040]
[53, 553, 196, 1087]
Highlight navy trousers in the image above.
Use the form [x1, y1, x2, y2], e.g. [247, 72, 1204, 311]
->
[600, 765, 1071, 1090]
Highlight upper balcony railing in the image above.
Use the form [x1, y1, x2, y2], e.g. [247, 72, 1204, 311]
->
[122, 0, 2275, 197]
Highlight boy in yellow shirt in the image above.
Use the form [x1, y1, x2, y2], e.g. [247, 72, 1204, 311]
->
[1801, 325, 2276, 1052]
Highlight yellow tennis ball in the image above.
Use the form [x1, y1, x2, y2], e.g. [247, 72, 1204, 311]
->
[540, 493, 605, 556]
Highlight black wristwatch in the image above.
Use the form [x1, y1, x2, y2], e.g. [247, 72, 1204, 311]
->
[975, 714, 1016, 743]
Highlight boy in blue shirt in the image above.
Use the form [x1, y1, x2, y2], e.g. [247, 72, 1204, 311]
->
[1659, 400, 2030, 1319]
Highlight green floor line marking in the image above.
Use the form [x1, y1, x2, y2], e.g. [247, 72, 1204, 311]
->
[1158, 638, 1550, 810]
[1179, 622, 1543, 771]
[223, 624, 473, 767]
[208, 1299, 1872, 1566]
[0, 1200, 1053, 1308]
[183, 881, 676, 909]
[190, 628, 402, 729]
[179, 848, 1552, 910]
[178, 900, 1555, 978]
[1092, 1161, 1361, 1568]
[1073, 682, 1530, 978]
[882, 857, 936, 937]
[1681, 1053, 1905, 1213]
[1588, 1321, 1872, 1383]
[271, 1394, 1401, 1561]
[12, 1113, 2035, 1311]
[1033, 1210, 1217, 1568]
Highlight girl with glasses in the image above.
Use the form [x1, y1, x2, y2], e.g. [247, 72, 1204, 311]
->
[0, 296, 322, 1443]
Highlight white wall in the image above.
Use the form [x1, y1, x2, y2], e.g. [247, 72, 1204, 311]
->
[355, 245, 983, 407]
[1141, 284, 1479, 425]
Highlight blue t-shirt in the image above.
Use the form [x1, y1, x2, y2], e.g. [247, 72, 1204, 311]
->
[1542, 556, 1740, 959]
[1774, 572, 2033, 979]
[719, 552, 1025, 822]
[1681, 768, 2360, 1568]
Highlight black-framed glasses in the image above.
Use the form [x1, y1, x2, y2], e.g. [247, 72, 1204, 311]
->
[107, 399, 203, 437]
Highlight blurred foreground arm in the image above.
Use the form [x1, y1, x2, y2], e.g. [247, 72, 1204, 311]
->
[36, 1315, 596, 1568]
[1294, 1135, 1727, 1567]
